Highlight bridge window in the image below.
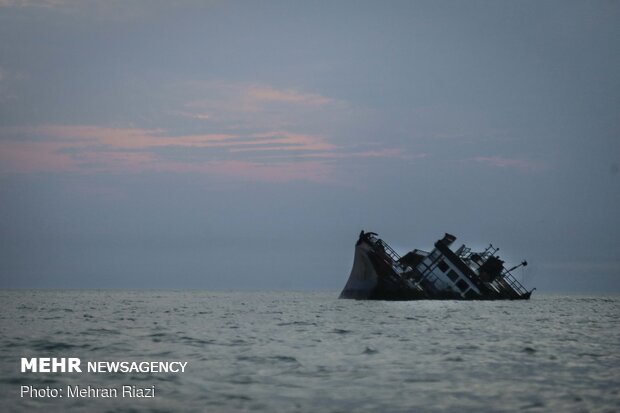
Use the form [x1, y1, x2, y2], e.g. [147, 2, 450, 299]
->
[447, 270, 459, 282]
[456, 279, 469, 292]
[437, 260, 449, 272]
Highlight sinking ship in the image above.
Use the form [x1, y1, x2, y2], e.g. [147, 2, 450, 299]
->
[340, 231, 534, 300]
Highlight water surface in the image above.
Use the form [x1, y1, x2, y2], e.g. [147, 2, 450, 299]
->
[0, 291, 618, 412]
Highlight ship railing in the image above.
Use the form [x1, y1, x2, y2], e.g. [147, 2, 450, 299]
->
[458, 244, 500, 264]
[373, 237, 418, 278]
[455, 245, 471, 259]
[478, 244, 499, 262]
[375, 238, 402, 263]
[501, 269, 528, 296]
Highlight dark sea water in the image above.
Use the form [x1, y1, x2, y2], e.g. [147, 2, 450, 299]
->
[0, 291, 618, 413]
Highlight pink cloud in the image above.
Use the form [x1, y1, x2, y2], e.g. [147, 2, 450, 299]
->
[180, 82, 340, 128]
[0, 125, 343, 182]
[0, 140, 76, 173]
[1, 125, 336, 152]
[32, 125, 235, 149]
[236, 131, 337, 152]
[0, 123, 410, 182]
[72, 150, 157, 172]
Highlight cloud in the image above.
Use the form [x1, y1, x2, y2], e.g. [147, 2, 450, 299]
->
[177, 82, 343, 132]
[1, 125, 334, 152]
[0, 140, 76, 173]
[241, 147, 412, 160]
[246, 86, 335, 106]
[25, 125, 236, 149]
[0, 82, 405, 182]
[0, 124, 399, 182]
[469, 156, 542, 172]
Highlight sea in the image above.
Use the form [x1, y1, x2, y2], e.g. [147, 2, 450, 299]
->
[0, 291, 618, 413]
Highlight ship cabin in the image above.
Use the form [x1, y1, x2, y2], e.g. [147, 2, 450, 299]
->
[401, 233, 530, 299]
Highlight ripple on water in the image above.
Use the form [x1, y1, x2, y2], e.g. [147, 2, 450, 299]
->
[0, 291, 618, 413]
[29, 339, 89, 351]
[362, 347, 378, 355]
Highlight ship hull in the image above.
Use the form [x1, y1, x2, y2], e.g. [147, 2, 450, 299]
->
[339, 241, 427, 300]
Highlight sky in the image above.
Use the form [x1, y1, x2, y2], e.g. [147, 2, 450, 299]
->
[0, 0, 618, 292]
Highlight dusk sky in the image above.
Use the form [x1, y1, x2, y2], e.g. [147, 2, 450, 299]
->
[0, 0, 618, 292]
